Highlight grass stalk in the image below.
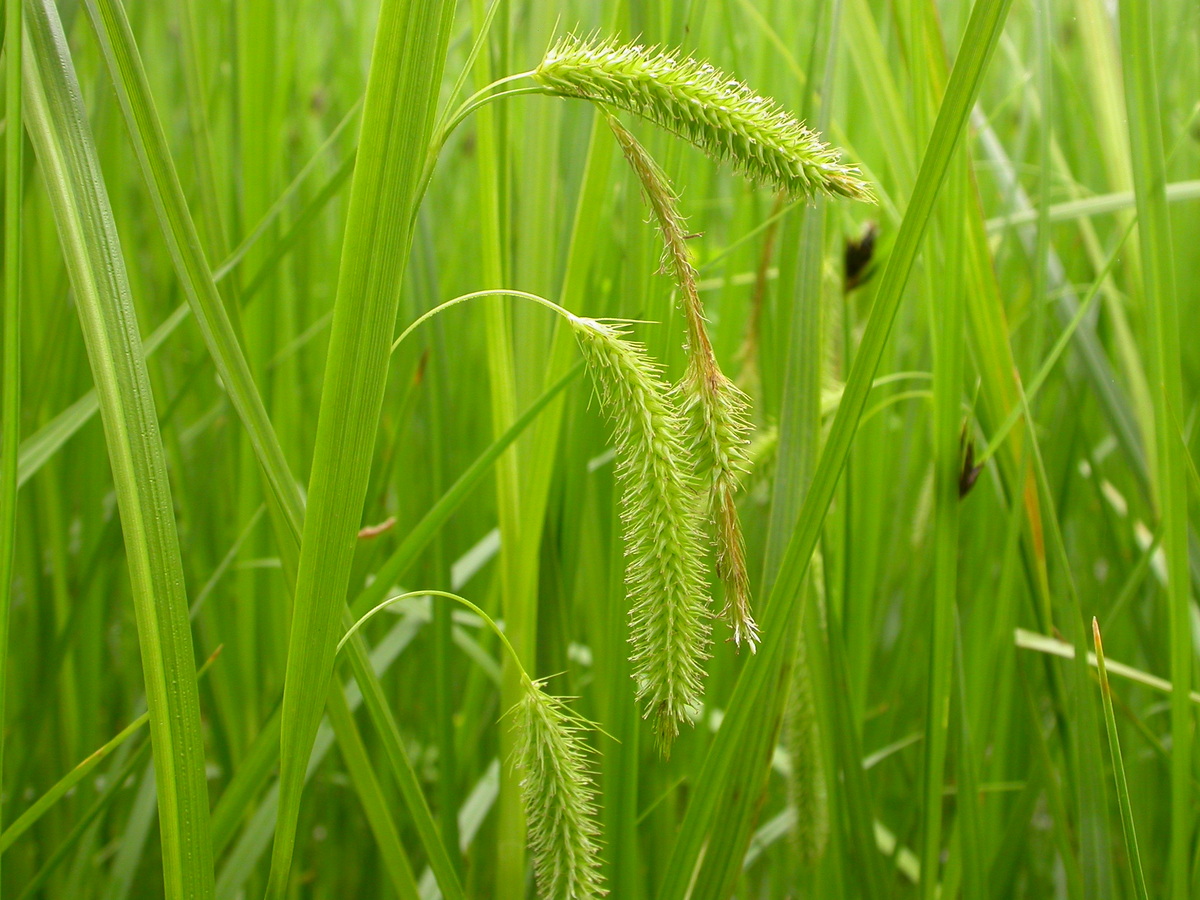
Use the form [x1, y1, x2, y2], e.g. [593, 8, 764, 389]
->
[467, 2, 531, 892]
[0, 0, 24, 882]
[266, 0, 456, 894]
[655, 0, 1016, 892]
[1118, 2, 1191, 894]
[21, 1, 215, 893]
[1093, 618, 1150, 900]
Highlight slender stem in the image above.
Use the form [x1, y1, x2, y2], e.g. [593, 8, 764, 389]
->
[1093, 619, 1150, 900]
[1118, 2, 1190, 891]
[414, 84, 548, 218]
[442, 71, 538, 135]
[392, 289, 576, 352]
[0, 0, 25, 871]
[438, 86, 548, 147]
[337, 589, 531, 689]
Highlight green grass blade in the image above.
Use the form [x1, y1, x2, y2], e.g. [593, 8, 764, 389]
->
[324, 684, 422, 900]
[984, 180, 1200, 232]
[815, 577, 890, 897]
[1011, 313, 1115, 895]
[339, 627, 464, 898]
[974, 121, 1150, 500]
[351, 362, 581, 614]
[693, 2, 842, 892]
[2, 711, 141, 855]
[81, 0, 305, 540]
[1092, 618, 1151, 900]
[0, 0, 24, 877]
[906, 2, 972, 888]
[215, 100, 362, 283]
[0, 647, 220, 853]
[920, 128, 967, 900]
[15, 741, 153, 900]
[16, 114, 355, 489]
[7, 1, 1199, 896]
[212, 615, 419, 895]
[1119, 2, 1190, 895]
[953, 616, 986, 898]
[466, 3, 528, 890]
[206, 366, 567, 892]
[237, 152, 357, 306]
[267, 0, 456, 894]
[17, 301, 189, 488]
[1016, 628, 1200, 703]
[654, 0, 1016, 894]
[102, 762, 159, 900]
[21, 1, 215, 896]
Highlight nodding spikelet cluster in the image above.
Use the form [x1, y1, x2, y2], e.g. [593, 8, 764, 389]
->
[511, 679, 607, 899]
[535, 35, 874, 203]
[608, 116, 759, 651]
[570, 315, 711, 751]
[677, 369, 757, 649]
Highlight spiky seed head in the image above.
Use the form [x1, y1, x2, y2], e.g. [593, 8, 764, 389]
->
[570, 316, 711, 751]
[511, 679, 607, 899]
[536, 35, 875, 203]
[608, 115, 760, 650]
[676, 364, 759, 650]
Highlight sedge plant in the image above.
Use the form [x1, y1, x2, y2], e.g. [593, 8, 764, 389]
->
[3, 3, 1199, 900]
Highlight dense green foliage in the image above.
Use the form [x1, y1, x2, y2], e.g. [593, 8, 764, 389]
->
[1, 0, 1199, 898]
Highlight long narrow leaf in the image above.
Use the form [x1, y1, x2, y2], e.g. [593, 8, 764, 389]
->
[82, 0, 305, 539]
[21, 2, 214, 894]
[0, 0, 24, 878]
[1092, 619, 1150, 900]
[1119, 2, 1190, 895]
[267, 1, 457, 894]
[655, 0, 1016, 893]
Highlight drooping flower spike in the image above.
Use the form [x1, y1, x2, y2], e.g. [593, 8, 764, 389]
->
[535, 34, 875, 203]
[512, 679, 608, 899]
[571, 316, 712, 752]
[607, 116, 759, 651]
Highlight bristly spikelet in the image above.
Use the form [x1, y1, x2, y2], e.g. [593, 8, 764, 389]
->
[511, 680, 607, 899]
[536, 35, 874, 203]
[569, 315, 711, 751]
[608, 116, 759, 651]
[677, 366, 758, 650]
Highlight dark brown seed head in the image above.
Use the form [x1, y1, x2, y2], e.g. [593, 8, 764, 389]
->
[844, 220, 879, 291]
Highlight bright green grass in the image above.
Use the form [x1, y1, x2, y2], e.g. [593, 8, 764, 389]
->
[1, 0, 1198, 897]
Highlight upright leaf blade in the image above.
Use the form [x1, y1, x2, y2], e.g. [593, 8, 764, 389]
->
[0, 0, 24, 879]
[1119, 1, 1190, 895]
[1093, 619, 1150, 900]
[655, 0, 1016, 894]
[82, 0, 304, 539]
[267, 1, 457, 894]
[21, 1, 214, 896]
